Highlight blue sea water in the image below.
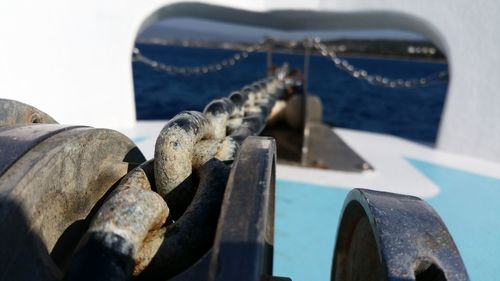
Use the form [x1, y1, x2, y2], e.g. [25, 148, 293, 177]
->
[133, 43, 448, 144]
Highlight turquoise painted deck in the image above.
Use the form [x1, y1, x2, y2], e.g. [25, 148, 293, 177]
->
[131, 135, 149, 143]
[274, 158, 500, 280]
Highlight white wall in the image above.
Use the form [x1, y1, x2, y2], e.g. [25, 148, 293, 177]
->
[1, 0, 499, 163]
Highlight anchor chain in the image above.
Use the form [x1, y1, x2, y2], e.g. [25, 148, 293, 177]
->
[154, 71, 286, 198]
[0, 70, 469, 281]
[66, 66, 289, 279]
[311, 39, 448, 88]
[132, 43, 263, 75]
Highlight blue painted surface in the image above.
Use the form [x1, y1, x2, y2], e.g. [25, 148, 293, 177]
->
[408, 158, 500, 281]
[131, 135, 148, 143]
[274, 159, 500, 281]
[274, 180, 348, 281]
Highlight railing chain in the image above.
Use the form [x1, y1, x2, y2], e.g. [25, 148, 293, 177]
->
[132, 43, 262, 76]
[312, 39, 448, 88]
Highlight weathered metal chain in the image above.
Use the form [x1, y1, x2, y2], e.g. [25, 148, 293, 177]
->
[81, 66, 289, 278]
[132, 43, 264, 75]
[311, 39, 448, 88]
[154, 67, 287, 196]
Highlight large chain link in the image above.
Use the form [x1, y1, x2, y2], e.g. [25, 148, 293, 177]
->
[132, 43, 263, 75]
[76, 66, 290, 278]
[311, 39, 448, 88]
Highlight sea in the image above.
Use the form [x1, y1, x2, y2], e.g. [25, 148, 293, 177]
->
[133, 43, 448, 144]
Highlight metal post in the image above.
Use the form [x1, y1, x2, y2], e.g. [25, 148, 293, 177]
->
[300, 39, 312, 166]
[266, 39, 273, 77]
[303, 39, 311, 93]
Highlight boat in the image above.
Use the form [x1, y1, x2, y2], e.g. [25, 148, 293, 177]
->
[1, 1, 500, 281]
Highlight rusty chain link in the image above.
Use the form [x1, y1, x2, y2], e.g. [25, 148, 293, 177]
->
[76, 66, 289, 278]
[154, 69, 286, 198]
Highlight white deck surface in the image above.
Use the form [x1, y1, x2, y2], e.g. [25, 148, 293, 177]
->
[118, 121, 500, 197]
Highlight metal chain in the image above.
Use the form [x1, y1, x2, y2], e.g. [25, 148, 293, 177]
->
[133, 38, 447, 88]
[311, 39, 448, 88]
[132, 43, 264, 75]
[154, 65, 288, 196]
[79, 66, 290, 277]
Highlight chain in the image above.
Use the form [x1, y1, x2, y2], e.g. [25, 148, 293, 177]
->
[133, 39, 447, 88]
[132, 43, 264, 75]
[311, 39, 448, 88]
[77, 66, 290, 277]
[154, 65, 287, 197]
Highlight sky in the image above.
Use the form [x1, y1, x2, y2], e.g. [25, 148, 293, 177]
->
[138, 17, 427, 42]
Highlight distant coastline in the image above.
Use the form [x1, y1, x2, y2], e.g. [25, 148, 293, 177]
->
[136, 38, 446, 62]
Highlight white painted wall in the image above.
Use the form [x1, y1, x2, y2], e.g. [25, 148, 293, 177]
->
[327, 0, 500, 169]
[0, 0, 499, 163]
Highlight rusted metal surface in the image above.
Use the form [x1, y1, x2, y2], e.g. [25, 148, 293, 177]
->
[154, 111, 236, 199]
[209, 136, 276, 281]
[302, 95, 372, 171]
[63, 135, 275, 280]
[332, 189, 469, 281]
[263, 92, 372, 172]
[0, 73, 288, 281]
[0, 69, 470, 281]
[303, 122, 372, 171]
[66, 159, 229, 281]
[0, 127, 145, 281]
[204, 98, 236, 139]
[63, 231, 135, 281]
[0, 98, 57, 126]
[154, 111, 213, 198]
[0, 124, 83, 176]
[63, 163, 163, 281]
[138, 159, 231, 280]
[154, 76, 285, 200]
[68, 137, 280, 281]
[166, 136, 280, 281]
[86, 167, 169, 275]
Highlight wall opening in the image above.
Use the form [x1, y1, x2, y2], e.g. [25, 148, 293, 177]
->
[132, 4, 448, 145]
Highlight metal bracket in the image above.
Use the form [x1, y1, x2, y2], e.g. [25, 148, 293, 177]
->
[169, 136, 285, 281]
[332, 189, 469, 281]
